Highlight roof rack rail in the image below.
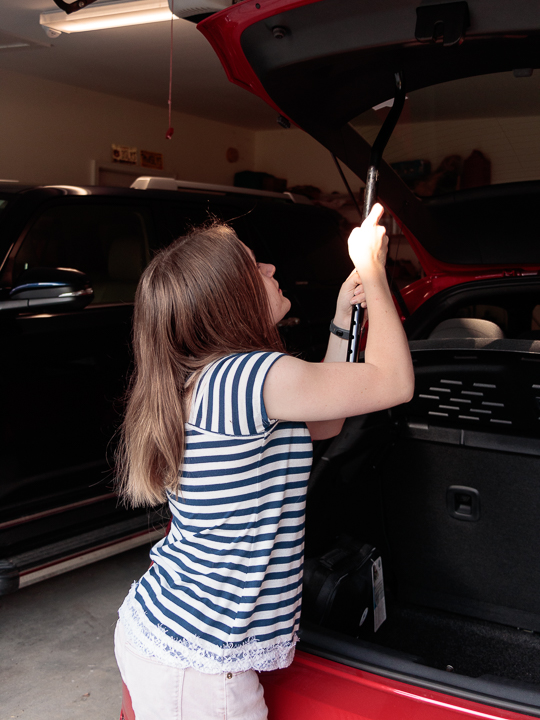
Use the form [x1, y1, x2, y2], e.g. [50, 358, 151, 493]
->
[130, 176, 310, 204]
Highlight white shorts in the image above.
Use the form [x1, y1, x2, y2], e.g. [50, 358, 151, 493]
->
[114, 621, 269, 720]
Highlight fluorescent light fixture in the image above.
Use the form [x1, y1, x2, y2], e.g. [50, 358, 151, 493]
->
[40, 0, 178, 34]
[40, 0, 231, 33]
[0, 42, 31, 49]
[0, 29, 50, 51]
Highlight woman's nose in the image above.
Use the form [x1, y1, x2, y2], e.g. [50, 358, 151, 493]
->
[258, 262, 276, 277]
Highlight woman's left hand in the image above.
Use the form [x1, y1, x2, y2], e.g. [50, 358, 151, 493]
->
[333, 268, 366, 329]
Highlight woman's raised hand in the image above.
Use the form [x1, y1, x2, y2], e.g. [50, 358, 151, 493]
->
[347, 203, 388, 278]
[333, 269, 366, 330]
[333, 204, 387, 328]
[263, 200, 413, 437]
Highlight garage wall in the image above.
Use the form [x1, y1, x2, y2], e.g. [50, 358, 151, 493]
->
[5, 66, 538, 193]
[0, 68, 255, 187]
[254, 128, 363, 195]
[254, 116, 540, 192]
[359, 116, 540, 185]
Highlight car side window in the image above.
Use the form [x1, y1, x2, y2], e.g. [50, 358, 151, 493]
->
[13, 204, 151, 304]
[151, 201, 211, 249]
[150, 199, 265, 255]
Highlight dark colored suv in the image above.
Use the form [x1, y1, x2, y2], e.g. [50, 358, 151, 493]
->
[0, 179, 351, 594]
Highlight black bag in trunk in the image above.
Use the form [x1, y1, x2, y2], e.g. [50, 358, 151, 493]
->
[302, 536, 384, 636]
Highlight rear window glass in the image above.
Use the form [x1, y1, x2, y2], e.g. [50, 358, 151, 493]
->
[351, 70, 540, 194]
[12, 204, 150, 304]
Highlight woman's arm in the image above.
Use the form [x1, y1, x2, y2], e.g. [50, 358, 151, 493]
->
[324, 268, 366, 364]
[264, 204, 414, 427]
[305, 269, 366, 440]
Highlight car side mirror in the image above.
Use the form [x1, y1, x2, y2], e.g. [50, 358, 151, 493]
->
[0, 267, 94, 315]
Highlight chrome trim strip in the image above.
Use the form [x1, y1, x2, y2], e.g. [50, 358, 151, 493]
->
[0, 493, 115, 530]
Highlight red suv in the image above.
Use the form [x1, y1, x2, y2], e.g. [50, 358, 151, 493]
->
[184, 1, 540, 718]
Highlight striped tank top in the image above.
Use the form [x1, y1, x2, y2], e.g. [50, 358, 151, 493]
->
[118, 351, 313, 673]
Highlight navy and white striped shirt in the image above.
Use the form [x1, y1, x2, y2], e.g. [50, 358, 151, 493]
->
[118, 352, 313, 673]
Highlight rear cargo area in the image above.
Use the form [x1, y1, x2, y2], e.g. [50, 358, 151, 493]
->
[302, 339, 540, 708]
[361, 601, 540, 684]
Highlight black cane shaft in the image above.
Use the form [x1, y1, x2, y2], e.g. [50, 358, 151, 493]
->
[362, 167, 379, 221]
[347, 166, 378, 363]
[346, 72, 405, 364]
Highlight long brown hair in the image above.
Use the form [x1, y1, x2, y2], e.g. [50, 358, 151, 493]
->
[116, 221, 285, 507]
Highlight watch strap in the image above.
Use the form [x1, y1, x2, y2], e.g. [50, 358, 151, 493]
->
[329, 319, 350, 340]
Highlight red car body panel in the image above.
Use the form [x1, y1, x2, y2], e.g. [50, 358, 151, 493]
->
[260, 651, 537, 720]
[199, 0, 317, 118]
[120, 680, 135, 720]
[400, 269, 540, 317]
[120, 653, 536, 720]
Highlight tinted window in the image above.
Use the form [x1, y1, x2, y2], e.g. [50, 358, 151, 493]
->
[13, 204, 151, 304]
[150, 197, 274, 259]
[151, 200, 214, 249]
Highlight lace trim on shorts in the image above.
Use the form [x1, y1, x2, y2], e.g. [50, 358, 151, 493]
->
[118, 583, 297, 674]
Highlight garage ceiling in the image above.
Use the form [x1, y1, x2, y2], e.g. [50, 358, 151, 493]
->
[0, 0, 279, 129]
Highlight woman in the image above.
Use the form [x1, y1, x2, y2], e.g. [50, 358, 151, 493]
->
[114, 203, 414, 720]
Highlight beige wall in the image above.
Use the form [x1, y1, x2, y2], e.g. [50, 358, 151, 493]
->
[3, 66, 539, 193]
[254, 116, 540, 192]
[360, 116, 540, 185]
[0, 68, 255, 187]
[254, 127, 363, 195]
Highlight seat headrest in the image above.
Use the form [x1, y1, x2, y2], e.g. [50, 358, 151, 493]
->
[429, 318, 505, 340]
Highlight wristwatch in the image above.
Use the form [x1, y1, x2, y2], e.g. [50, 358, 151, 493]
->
[329, 319, 350, 340]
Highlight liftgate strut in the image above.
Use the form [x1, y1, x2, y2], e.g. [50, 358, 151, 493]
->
[347, 72, 406, 363]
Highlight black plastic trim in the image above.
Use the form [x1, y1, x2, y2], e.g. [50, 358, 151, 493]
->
[403, 421, 540, 457]
[2, 510, 165, 576]
[298, 623, 540, 716]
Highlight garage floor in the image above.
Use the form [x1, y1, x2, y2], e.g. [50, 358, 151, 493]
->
[0, 543, 153, 720]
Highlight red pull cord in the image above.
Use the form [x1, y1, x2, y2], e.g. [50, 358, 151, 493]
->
[166, 11, 174, 140]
